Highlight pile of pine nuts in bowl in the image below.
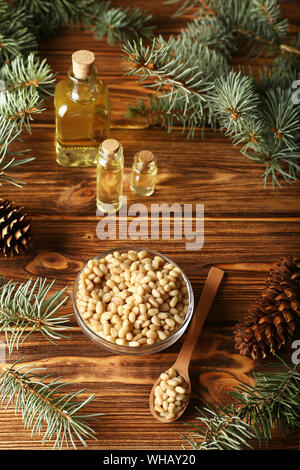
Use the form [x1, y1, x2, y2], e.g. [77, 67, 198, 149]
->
[73, 247, 194, 355]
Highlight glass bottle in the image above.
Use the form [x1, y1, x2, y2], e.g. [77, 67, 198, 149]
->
[130, 150, 157, 196]
[97, 139, 124, 213]
[55, 50, 110, 167]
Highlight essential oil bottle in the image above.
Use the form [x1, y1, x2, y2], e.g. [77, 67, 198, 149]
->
[55, 50, 110, 167]
[97, 139, 124, 213]
[130, 150, 157, 196]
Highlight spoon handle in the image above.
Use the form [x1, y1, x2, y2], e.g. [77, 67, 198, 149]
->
[174, 267, 224, 372]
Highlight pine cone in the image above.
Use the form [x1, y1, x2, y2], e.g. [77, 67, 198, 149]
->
[234, 257, 300, 360]
[0, 199, 32, 257]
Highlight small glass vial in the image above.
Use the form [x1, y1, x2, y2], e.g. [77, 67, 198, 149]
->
[130, 150, 157, 197]
[55, 49, 110, 167]
[97, 139, 124, 213]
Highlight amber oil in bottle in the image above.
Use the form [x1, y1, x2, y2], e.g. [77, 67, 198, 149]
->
[130, 150, 157, 196]
[97, 139, 124, 213]
[55, 50, 110, 167]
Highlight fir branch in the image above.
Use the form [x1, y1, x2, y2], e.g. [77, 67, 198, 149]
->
[0, 153, 34, 187]
[230, 357, 300, 443]
[87, 1, 154, 46]
[127, 95, 206, 138]
[0, 53, 55, 96]
[208, 71, 261, 135]
[164, 0, 205, 17]
[0, 278, 71, 354]
[160, 34, 229, 78]
[255, 56, 300, 92]
[0, 87, 44, 133]
[13, 0, 155, 44]
[0, 360, 103, 449]
[239, 0, 288, 56]
[0, 53, 54, 187]
[123, 38, 227, 117]
[209, 72, 300, 185]
[182, 406, 254, 450]
[249, 90, 300, 187]
[281, 32, 300, 61]
[262, 88, 300, 151]
[179, 16, 235, 56]
[0, 121, 35, 188]
[166, 0, 296, 58]
[183, 357, 300, 450]
[124, 40, 205, 113]
[13, 0, 97, 37]
[124, 34, 228, 136]
[124, 29, 300, 186]
[0, 3, 37, 65]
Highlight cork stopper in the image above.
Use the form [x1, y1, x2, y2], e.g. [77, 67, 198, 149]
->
[137, 150, 155, 169]
[102, 139, 120, 156]
[72, 50, 95, 79]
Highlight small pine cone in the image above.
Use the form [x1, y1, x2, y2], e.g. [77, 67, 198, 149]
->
[234, 257, 300, 360]
[0, 199, 32, 257]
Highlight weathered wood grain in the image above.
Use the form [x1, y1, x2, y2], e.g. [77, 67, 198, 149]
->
[0, 1, 299, 451]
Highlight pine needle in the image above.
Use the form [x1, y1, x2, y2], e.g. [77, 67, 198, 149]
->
[0, 278, 71, 354]
[0, 360, 103, 449]
[86, 1, 154, 46]
[0, 0, 153, 188]
[183, 356, 300, 450]
[123, 1, 300, 186]
[0, 52, 55, 187]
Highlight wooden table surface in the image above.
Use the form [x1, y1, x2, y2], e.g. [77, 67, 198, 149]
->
[0, 1, 300, 451]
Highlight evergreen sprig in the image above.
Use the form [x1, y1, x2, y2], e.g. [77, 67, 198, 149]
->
[1, 53, 55, 95]
[183, 356, 300, 450]
[0, 277, 71, 354]
[86, 1, 154, 46]
[124, 0, 300, 186]
[124, 36, 227, 131]
[0, 360, 103, 449]
[0, 3, 37, 65]
[182, 406, 254, 450]
[1, 88, 45, 132]
[255, 50, 300, 92]
[230, 360, 300, 443]
[126, 95, 206, 138]
[166, 0, 289, 56]
[0, 53, 55, 187]
[0, 122, 34, 188]
[11, 0, 155, 44]
[209, 72, 300, 186]
[124, 37, 226, 100]
[0, 0, 154, 189]
[14, 0, 96, 37]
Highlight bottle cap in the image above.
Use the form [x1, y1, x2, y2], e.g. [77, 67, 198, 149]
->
[137, 150, 155, 169]
[102, 139, 120, 156]
[72, 50, 95, 79]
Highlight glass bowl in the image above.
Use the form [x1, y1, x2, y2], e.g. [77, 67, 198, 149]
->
[73, 247, 194, 355]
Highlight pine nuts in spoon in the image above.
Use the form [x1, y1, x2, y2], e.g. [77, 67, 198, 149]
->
[153, 368, 190, 420]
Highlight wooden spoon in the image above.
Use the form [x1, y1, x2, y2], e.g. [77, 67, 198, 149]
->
[149, 266, 224, 423]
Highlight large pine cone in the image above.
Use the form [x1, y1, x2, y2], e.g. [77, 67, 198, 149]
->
[234, 257, 300, 360]
[0, 199, 32, 257]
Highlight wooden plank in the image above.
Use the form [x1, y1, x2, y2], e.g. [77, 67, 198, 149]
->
[0, 218, 299, 325]
[0, 327, 298, 450]
[5, 127, 300, 217]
